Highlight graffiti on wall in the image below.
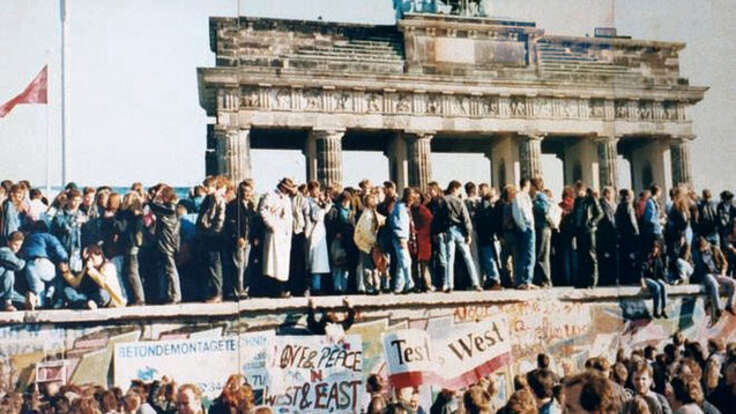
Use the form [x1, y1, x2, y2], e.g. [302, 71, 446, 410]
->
[0, 293, 731, 410]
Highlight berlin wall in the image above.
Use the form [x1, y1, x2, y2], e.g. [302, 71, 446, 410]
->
[0, 286, 727, 412]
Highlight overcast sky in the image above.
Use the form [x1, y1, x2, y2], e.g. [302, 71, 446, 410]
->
[1, 0, 733, 195]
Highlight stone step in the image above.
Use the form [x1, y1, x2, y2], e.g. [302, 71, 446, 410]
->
[293, 50, 404, 62]
[540, 61, 629, 70]
[295, 47, 403, 59]
[349, 39, 403, 48]
[286, 53, 405, 65]
[333, 43, 402, 52]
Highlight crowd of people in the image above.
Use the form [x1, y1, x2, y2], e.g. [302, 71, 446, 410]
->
[3, 333, 736, 414]
[1, 176, 735, 319]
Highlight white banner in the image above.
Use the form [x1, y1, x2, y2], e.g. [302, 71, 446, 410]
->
[435, 315, 511, 388]
[381, 316, 512, 389]
[114, 332, 273, 401]
[265, 335, 363, 414]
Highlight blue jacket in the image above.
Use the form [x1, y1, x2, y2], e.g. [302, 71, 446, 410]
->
[0, 247, 25, 276]
[51, 209, 85, 254]
[21, 232, 69, 263]
[389, 202, 411, 241]
[1, 200, 23, 242]
[642, 198, 662, 236]
[532, 192, 551, 229]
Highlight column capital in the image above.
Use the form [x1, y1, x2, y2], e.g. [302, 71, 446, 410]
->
[310, 128, 346, 139]
[403, 130, 435, 139]
[518, 130, 546, 141]
[671, 134, 696, 143]
[593, 135, 620, 144]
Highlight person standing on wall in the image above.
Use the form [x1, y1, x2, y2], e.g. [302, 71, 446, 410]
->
[475, 186, 502, 290]
[573, 184, 603, 288]
[195, 176, 228, 303]
[597, 186, 618, 286]
[615, 188, 640, 286]
[440, 181, 481, 292]
[305, 181, 331, 295]
[389, 187, 416, 294]
[259, 178, 296, 298]
[223, 180, 259, 300]
[148, 185, 182, 304]
[530, 176, 552, 288]
[289, 184, 310, 297]
[512, 178, 536, 290]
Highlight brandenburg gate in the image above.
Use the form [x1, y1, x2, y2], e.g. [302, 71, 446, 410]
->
[197, 12, 706, 193]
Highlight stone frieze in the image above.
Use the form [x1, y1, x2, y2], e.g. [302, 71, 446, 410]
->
[225, 85, 688, 122]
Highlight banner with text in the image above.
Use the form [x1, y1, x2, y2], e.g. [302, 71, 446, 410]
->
[382, 329, 442, 388]
[114, 332, 273, 401]
[436, 315, 511, 388]
[381, 316, 511, 389]
[265, 335, 363, 414]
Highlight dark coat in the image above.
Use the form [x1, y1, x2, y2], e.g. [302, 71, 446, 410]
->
[224, 198, 258, 247]
[412, 203, 433, 261]
[149, 202, 180, 256]
[615, 200, 639, 240]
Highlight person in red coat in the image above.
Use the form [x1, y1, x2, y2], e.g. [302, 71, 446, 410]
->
[411, 190, 435, 292]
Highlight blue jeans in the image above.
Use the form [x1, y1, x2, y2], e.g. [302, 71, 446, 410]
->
[311, 273, 322, 293]
[644, 278, 668, 314]
[514, 227, 535, 286]
[479, 244, 500, 285]
[63, 286, 110, 309]
[1, 271, 26, 304]
[703, 273, 735, 312]
[25, 258, 60, 307]
[559, 240, 577, 286]
[392, 238, 414, 293]
[441, 227, 480, 290]
[332, 267, 348, 293]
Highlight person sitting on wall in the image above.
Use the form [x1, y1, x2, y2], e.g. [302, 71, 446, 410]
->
[59, 244, 126, 309]
[21, 220, 69, 310]
[0, 231, 27, 311]
[306, 297, 355, 338]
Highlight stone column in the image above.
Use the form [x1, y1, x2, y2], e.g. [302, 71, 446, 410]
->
[518, 133, 543, 179]
[405, 132, 433, 190]
[563, 138, 599, 190]
[214, 127, 252, 184]
[596, 136, 619, 190]
[308, 129, 344, 188]
[387, 133, 409, 191]
[670, 136, 694, 188]
[489, 134, 521, 188]
[629, 139, 669, 195]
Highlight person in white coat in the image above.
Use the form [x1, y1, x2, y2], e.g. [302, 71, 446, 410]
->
[305, 181, 331, 295]
[259, 178, 297, 297]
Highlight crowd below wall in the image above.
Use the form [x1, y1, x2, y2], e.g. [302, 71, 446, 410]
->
[0, 176, 735, 323]
[4, 334, 736, 414]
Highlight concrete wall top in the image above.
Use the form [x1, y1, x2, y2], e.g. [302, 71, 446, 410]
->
[0, 285, 704, 326]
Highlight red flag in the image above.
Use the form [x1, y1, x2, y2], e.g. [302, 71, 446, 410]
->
[0, 66, 48, 118]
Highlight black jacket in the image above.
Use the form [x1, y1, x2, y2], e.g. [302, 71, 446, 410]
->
[574, 195, 604, 234]
[118, 210, 144, 254]
[439, 194, 473, 236]
[224, 198, 258, 247]
[149, 202, 180, 255]
[475, 199, 500, 246]
[615, 199, 639, 240]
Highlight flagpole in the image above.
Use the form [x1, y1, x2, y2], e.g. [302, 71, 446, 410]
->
[45, 51, 51, 196]
[61, 0, 71, 187]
